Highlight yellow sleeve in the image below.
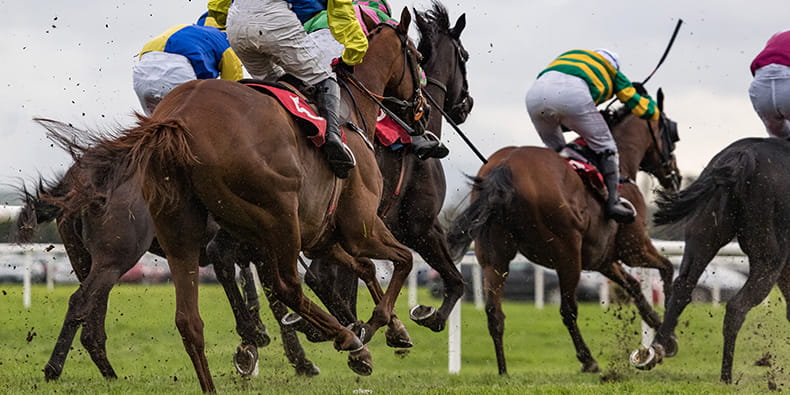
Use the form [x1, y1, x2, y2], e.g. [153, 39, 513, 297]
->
[207, 0, 232, 28]
[219, 47, 244, 81]
[327, 0, 369, 65]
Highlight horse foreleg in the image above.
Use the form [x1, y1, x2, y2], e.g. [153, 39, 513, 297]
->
[207, 230, 270, 349]
[261, 286, 320, 376]
[303, 256, 359, 326]
[408, 222, 464, 333]
[598, 263, 662, 328]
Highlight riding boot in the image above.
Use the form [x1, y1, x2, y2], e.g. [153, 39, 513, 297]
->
[411, 131, 449, 160]
[598, 150, 636, 224]
[315, 78, 355, 179]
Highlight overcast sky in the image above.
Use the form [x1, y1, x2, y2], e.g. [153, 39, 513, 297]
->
[1, 0, 787, 205]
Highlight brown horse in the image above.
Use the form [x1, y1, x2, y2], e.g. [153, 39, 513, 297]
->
[15, 139, 320, 380]
[447, 91, 681, 374]
[304, 0, 472, 334]
[61, 10, 424, 392]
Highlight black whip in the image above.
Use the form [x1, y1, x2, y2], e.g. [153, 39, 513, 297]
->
[424, 91, 488, 164]
[642, 19, 684, 84]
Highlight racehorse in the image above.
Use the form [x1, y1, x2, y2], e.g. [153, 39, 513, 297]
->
[630, 137, 790, 383]
[54, 10, 424, 392]
[447, 92, 681, 374]
[15, 141, 320, 380]
[304, 0, 472, 334]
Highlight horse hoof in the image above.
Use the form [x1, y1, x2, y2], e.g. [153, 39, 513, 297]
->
[43, 364, 62, 381]
[347, 345, 373, 376]
[233, 344, 259, 377]
[630, 346, 658, 370]
[409, 305, 445, 332]
[664, 335, 679, 358]
[385, 322, 413, 349]
[257, 328, 271, 348]
[295, 361, 321, 377]
[281, 312, 331, 343]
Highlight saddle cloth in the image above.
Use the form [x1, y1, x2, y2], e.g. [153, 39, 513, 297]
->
[240, 79, 409, 149]
[560, 138, 606, 198]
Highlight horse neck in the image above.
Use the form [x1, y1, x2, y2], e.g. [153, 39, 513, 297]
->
[342, 68, 387, 140]
[423, 82, 446, 138]
[612, 116, 653, 179]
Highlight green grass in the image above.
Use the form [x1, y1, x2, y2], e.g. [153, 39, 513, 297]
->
[1, 283, 788, 394]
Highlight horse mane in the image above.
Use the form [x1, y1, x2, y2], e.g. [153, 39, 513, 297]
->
[416, 1, 451, 63]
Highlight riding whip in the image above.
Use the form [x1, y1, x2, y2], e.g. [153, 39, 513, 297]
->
[424, 91, 488, 164]
[642, 18, 684, 85]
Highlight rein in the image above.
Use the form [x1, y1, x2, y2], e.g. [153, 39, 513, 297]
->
[339, 24, 426, 137]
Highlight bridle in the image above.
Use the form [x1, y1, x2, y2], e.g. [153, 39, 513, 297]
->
[340, 23, 427, 137]
[644, 113, 681, 190]
[424, 36, 471, 123]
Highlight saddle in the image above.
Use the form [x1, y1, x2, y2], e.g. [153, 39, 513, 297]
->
[240, 77, 401, 149]
[559, 138, 607, 200]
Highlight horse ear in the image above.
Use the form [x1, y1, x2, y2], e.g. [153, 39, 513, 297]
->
[360, 9, 378, 33]
[413, 8, 428, 33]
[451, 13, 467, 38]
[397, 6, 411, 35]
[657, 87, 665, 112]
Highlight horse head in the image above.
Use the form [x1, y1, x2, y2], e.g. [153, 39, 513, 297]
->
[639, 88, 682, 191]
[416, 2, 473, 127]
[608, 88, 681, 192]
[353, 7, 428, 137]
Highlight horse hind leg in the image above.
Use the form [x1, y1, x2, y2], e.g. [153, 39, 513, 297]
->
[557, 265, 599, 373]
[776, 263, 790, 322]
[720, 257, 784, 383]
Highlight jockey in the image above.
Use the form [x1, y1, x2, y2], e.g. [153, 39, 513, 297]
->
[302, 1, 449, 160]
[206, 0, 364, 179]
[525, 49, 660, 224]
[750, 30, 790, 138]
[132, 23, 243, 115]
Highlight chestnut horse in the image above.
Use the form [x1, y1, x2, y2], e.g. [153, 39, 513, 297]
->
[631, 137, 790, 383]
[60, 11, 423, 392]
[304, 0, 472, 333]
[448, 91, 681, 374]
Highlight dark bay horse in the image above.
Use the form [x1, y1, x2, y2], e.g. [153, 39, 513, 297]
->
[448, 93, 681, 374]
[630, 137, 790, 383]
[59, 11, 424, 392]
[15, 141, 320, 380]
[304, 0, 472, 334]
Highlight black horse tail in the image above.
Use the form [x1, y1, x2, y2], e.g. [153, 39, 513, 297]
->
[14, 176, 69, 244]
[447, 166, 515, 262]
[654, 147, 757, 226]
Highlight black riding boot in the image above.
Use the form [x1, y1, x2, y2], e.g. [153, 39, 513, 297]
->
[315, 78, 355, 179]
[598, 150, 635, 224]
[411, 131, 449, 160]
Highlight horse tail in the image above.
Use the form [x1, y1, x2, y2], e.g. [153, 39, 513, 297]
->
[447, 166, 515, 261]
[654, 146, 757, 226]
[13, 176, 67, 244]
[34, 116, 199, 217]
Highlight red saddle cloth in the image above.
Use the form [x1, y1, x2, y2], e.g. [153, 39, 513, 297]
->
[374, 109, 412, 146]
[562, 138, 606, 198]
[241, 81, 328, 146]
